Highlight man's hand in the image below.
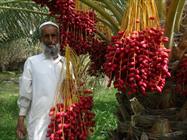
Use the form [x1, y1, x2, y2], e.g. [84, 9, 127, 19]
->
[16, 116, 27, 139]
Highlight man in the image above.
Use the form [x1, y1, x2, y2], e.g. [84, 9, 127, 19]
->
[16, 21, 65, 140]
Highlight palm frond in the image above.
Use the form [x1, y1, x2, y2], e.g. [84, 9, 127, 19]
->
[165, 0, 185, 49]
[79, 0, 127, 36]
[80, 0, 123, 33]
[0, 0, 52, 46]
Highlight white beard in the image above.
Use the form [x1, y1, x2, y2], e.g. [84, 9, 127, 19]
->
[42, 43, 60, 59]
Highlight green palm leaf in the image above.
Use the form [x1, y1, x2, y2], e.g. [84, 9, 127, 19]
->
[0, 0, 51, 46]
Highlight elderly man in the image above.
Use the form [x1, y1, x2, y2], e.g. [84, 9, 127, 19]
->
[16, 21, 65, 140]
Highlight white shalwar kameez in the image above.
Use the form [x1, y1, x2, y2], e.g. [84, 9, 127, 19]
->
[17, 53, 66, 140]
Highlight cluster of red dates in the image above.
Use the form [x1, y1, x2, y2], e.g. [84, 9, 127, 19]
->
[104, 27, 171, 95]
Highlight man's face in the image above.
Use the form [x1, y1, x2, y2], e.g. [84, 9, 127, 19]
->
[40, 25, 59, 47]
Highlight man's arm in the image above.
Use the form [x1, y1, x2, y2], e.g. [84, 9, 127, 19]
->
[16, 116, 27, 139]
[16, 58, 32, 139]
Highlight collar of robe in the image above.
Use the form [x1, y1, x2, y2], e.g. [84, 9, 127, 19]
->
[41, 53, 64, 64]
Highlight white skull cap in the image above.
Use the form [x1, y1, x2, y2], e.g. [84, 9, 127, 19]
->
[39, 21, 59, 30]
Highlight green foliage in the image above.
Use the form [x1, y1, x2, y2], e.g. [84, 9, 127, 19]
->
[0, 72, 19, 140]
[0, 71, 17, 80]
[0, 0, 52, 45]
[89, 87, 117, 140]
[0, 72, 117, 140]
[0, 39, 42, 71]
[0, 93, 18, 140]
[80, 0, 127, 34]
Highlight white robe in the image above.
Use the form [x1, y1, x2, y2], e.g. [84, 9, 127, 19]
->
[17, 53, 66, 140]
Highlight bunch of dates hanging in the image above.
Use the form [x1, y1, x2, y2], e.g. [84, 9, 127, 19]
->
[88, 40, 107, 76]
[104, 27, 171, 95]
[55, 0, 96, 55]
[47, 94, 95, 140]
[33, 0, 97, 56]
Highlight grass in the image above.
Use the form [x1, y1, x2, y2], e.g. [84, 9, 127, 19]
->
[0, 72, 117, 140]
[0, 93, 18, 140]
[0, 72, 19, 140]
[90, 87, 117, 140]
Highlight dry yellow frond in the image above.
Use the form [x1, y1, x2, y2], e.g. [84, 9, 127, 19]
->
[120, 0, 160, 34]
[54, 45, 91, 109]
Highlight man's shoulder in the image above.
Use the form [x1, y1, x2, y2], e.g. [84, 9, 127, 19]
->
[24, 54, 45, 66]
[27, 53, 44, 61]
